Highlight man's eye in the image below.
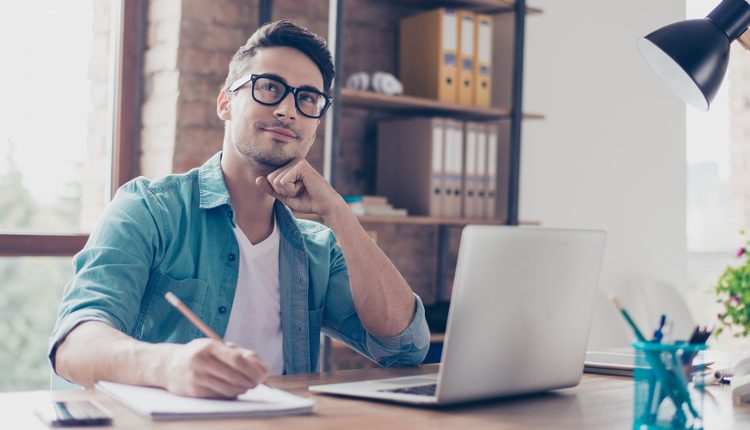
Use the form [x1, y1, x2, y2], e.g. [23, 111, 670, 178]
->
[298, 92, 319, 104]
[261, 83, 280, 92]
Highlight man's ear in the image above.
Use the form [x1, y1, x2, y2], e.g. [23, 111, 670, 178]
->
[217, 89, 231, 121]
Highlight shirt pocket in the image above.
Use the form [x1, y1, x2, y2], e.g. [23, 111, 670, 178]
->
[134, 271, 209, 344]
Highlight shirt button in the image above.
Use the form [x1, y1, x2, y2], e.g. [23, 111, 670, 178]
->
[218, 306, 227, 314]
[228, 253, 236, 261]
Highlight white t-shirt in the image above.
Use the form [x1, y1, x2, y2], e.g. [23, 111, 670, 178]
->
[223, 220, 284, 375]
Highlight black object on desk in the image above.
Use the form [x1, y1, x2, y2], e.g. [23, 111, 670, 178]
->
[36, 400, 113, 427]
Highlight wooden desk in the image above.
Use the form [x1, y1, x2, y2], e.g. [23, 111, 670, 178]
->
[3, 365, 749, 429]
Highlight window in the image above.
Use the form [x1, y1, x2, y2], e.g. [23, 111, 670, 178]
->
[685, 0, 749, 349]
[0, 0, 143, 390]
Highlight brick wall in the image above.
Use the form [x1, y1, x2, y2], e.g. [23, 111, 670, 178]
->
[140, 0, 259, 177]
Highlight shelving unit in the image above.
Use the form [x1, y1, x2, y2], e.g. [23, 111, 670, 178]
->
[324, 0, 536, 224]
[262, 0, 541, 370]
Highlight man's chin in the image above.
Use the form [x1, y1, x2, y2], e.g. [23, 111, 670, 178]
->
[253, 155, 295, 169]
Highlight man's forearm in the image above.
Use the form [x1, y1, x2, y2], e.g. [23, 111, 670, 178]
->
[55, 321, 175, 387]
[322, 205, 416, 338]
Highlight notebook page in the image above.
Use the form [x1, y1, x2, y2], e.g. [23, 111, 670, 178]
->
[96, 381, 314, 419]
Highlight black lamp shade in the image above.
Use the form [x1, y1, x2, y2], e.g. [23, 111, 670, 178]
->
[637, 0, 750, 111]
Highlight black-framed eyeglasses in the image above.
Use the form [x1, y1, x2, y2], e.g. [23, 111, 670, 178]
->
[228, 73, 333, 119]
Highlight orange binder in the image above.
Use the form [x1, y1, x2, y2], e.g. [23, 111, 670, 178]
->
[473, 14, 493, 107]
[400, 9, 458, 103]
[457, 10, 475, 105]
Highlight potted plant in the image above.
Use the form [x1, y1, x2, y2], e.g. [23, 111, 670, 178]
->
[716, 229, 750, 337]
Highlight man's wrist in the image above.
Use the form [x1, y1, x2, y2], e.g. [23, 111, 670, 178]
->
[144, 342, 178, 388]
[320, 198, 354, 230]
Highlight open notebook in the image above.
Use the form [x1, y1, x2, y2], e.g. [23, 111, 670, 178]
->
[96, 381, 314, 420]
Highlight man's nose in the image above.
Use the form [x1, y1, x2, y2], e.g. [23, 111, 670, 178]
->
[273, 92, 297, 120]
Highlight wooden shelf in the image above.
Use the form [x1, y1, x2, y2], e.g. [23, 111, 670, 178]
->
[355, 215, 507, 226]
[341, 89, 544, 121]
[330, 332, 445, 350]
[387, 0, 542, 15]
[295, 212, 541, 227]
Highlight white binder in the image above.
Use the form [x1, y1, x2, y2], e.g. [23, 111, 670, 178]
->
[475, 123, 488, 218]
[486, 123, 499, 219]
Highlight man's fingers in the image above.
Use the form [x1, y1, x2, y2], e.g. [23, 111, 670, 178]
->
[255, 176, 283, 199]
[211, 345, 269, 386]
[270, 164, 303, 196]
[195, 373, 249, 399]
[202, 354, 256, 390]
[276, 171, 304, 196]
[257, 173, 302, 198]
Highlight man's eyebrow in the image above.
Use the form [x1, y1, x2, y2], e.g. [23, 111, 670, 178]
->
[261, 73, 323, 93]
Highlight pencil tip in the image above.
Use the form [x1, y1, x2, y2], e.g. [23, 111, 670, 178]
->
[609, 295, 623, 310]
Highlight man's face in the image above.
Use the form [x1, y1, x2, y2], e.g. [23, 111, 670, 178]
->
[219, 46, 324, 169]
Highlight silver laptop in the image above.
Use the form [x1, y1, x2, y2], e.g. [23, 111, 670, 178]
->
[309, 226, 606, 405]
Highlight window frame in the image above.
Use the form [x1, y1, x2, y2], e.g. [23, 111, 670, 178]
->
[0, 0, 145, 257]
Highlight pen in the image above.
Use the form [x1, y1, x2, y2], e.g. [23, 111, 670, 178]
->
[652, 314, 666, 343]
[165, 291, 221, 340]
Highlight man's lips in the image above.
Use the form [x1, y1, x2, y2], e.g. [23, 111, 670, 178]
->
[262, 127, 297, 140]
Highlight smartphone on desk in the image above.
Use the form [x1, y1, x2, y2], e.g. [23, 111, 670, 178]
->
[35, 400, 112, 427]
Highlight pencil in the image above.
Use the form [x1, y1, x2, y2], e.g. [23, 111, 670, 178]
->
[165, 291, 221, 341]
[610, 295, 647, 342]
[164, 291, 274, 389]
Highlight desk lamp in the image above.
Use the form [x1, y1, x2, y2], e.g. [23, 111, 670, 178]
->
[637, 0, 750, 110]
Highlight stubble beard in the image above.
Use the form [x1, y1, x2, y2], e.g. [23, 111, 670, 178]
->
[232, 122, 298, 169]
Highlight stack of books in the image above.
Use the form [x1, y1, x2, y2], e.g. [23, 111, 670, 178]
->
[344, 195, 408, 217]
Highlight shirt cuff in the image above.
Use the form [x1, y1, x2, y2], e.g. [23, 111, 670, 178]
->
[365, 293, 431, 367]
[48, 309, 124, 373]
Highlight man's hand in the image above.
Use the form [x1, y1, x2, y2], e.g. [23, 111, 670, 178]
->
[255, 159, 346, 220]
[162, 338, 269, 399]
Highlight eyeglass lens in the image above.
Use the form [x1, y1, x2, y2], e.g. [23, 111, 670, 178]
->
[253, 77, 327, 118]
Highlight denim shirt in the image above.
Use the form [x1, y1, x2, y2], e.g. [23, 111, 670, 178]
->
[49, 152, 430, 374]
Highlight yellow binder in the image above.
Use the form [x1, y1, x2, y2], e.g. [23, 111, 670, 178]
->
[400, 8, 458, 103]
[457, 10, 475, 105]
[473, 14, 493, 107]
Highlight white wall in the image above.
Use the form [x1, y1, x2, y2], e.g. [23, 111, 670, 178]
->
[521, 1, 687, 346]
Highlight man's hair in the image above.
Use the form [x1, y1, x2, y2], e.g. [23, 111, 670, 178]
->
[223, 20, 335, 93]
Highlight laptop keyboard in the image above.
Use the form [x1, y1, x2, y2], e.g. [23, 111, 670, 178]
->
[380, 383, 437, 396]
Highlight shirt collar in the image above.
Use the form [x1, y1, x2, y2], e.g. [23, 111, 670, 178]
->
[198, 152, 232, 209]
[199, 151, 306, 251]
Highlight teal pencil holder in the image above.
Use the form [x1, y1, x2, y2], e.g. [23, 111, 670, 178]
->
[632, 341, 707, 430]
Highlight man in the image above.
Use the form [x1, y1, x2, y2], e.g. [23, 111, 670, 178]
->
[50, 20, 430, 399]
